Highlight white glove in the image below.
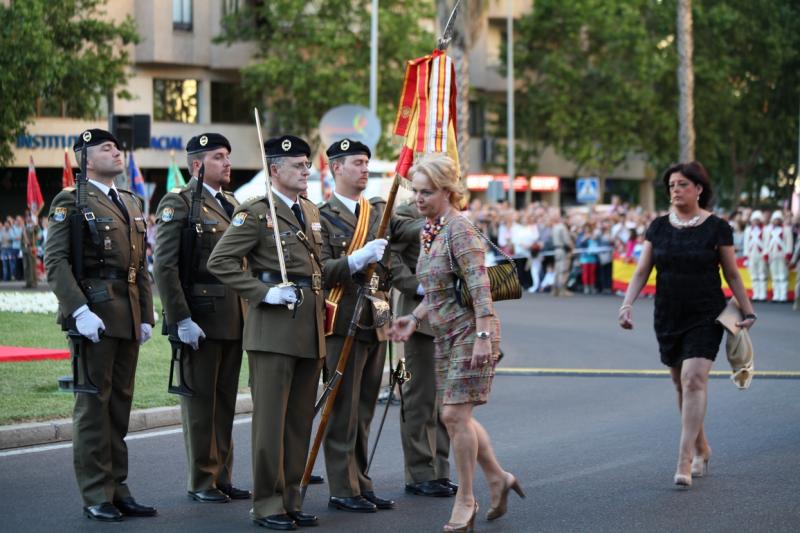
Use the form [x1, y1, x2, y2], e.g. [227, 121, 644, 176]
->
[416, 284, 425, 296]
[348, 238, 388, 273]
[264, 285, 299, 306]
[177, 318, 205, 350]
[72, 305, 105, 343]
[139, 323, 153, 345]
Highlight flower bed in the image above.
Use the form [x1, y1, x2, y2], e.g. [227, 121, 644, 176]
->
[0, 291, 59, 314]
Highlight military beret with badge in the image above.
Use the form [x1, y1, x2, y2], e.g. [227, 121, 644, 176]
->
[186, 132, 232, 154]
[326, 138, 371, 160]
[72, 129, 121, 152]
[264, 135, 311, 159]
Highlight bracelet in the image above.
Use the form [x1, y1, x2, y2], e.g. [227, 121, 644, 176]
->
[409, 313, 421, 328]
[744, 313, 757, 320]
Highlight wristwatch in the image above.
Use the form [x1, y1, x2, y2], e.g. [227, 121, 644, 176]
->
[476, 331, 491, 340]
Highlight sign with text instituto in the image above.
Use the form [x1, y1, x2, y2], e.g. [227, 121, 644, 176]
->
[16, 134, 183, 151]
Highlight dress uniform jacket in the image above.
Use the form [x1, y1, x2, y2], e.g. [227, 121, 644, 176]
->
[153, 178, 244, 493]
[317, 194, 394, 498]
[21, 219, 38, 288]
[44, 181, 153, 506]
[207, 193, 325, 518]
[389, 201, 450, 485]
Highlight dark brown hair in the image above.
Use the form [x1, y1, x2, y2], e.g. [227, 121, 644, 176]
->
[661, 161, 713, 209]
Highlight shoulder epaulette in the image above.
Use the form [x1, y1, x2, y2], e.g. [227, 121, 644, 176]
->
[369, 196, 387, 206]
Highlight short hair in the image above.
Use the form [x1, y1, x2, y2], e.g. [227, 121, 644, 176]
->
[661, 161, 713, 209]
[186, 152, 204, 173]
[408, 153, 465, 208]
[268, 156, 289, 177]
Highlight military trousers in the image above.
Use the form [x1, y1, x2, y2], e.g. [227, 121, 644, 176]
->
[248, 351, 322, 519]
[22, 249, 37, 288]
[323, 335, 386, 497]
[72, 335, 139, 506]
[400, 331, 450, 484]
[180, 338, 243, 492]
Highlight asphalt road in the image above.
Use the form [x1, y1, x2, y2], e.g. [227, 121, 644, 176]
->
[1, 294, 798, 532]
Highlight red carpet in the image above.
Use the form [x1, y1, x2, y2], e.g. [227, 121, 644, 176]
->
[0, 345, 70, 362]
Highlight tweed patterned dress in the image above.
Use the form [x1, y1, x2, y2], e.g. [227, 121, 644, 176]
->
[416, 214, 501, 405]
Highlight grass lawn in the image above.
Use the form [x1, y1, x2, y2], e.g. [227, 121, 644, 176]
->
[0, 298, 250, 425]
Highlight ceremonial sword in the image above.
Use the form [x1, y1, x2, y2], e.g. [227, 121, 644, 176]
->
[253, 107, 300, 311]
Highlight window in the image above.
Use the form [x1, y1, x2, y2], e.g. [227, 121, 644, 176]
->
[153, 79, 199, 123]
[222, 0, 240, 16]
[173, 0, 192, 31]
[468, 100, 485, 137]
[211, 82, 251, 124]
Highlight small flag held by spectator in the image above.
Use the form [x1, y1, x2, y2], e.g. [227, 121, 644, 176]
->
[27, 156, 44, 216]
[166, 151, 186, 191]
[62, 149, 75, 189]
[129, 152, 146, 198]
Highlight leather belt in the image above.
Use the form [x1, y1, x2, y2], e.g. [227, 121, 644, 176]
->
[255, 271, 321, 291]
[84, 267, 136, 283]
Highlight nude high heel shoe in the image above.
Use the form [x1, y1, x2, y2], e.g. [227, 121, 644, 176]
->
[486, 475, 526, 521]
[691, 455, 710, 478]
[443, 502, 477, 532]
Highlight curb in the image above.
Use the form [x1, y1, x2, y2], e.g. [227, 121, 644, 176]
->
[0, 393, 253, 450]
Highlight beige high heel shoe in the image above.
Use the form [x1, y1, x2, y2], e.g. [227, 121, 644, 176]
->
[691, 455, 710, 478]
[443, 502, 478, 532]
[487, 474, 526, 521]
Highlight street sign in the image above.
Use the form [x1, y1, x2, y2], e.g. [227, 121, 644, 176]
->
[576, 177, 600, 204]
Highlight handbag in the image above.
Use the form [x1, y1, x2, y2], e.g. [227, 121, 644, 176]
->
[445, 216, 522, 308]
[715, 298, 755, 390]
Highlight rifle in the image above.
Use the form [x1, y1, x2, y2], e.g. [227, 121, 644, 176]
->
[300, 0, 463, 498]
[166, 163, 205, 397]
[66, 143, 100, 395]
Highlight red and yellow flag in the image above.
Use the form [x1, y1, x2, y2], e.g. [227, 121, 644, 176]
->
[394, 49, 460, 178]
[62, 149, 75, 189]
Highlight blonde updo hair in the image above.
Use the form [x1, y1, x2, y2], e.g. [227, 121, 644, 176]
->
[408, 153, 466, 209]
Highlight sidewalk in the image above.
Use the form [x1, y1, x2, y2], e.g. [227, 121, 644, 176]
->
[0, 393, 254, 450]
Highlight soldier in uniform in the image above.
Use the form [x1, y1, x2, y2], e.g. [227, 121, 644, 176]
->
[207, 135, 324, 530]
[744, 210, 768, 301]
[21, 209, 39, 288]
[318, 139, 394, 513]
[766, 210, 793, 302]
[390, 199, 456, 498]
[44, 129, 156, 522]
[153, 133, 249, 503]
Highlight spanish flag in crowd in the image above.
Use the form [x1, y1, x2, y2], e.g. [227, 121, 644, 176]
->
[393, 49, 460, 178]
[62, 149, 75, 189]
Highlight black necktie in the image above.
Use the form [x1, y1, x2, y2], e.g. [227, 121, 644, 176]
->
[354, 203, 361, 220]
[291, 203, 306, 230]
[216, 192, 235, 219]
[108, 189, 129, 223]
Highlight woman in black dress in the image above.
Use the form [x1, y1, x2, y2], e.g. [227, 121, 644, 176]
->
[618, 162, 756, 488]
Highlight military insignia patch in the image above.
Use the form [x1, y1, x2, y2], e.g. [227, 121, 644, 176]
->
[82, 130, 92, 142]
[232, 212, 248, 226]
[340, 139, 350, 151]
[311, 222, 322, 231]
[281, 139, 292, 151]
[161, 207, 174, 222]
[53, 207, 67, 222]
[199, 135, 208, 146]
[104, 236, 113, 251]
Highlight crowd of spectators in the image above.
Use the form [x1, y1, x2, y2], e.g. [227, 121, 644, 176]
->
[0, 214, 48, 283]
[462, 197, 800, 296]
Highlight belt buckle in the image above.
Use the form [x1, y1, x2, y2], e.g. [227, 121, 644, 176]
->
[127, 267, 137, 284]
[312, 273, 322, 292]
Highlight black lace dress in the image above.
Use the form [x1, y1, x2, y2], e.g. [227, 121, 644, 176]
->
[645, 214, 733, 367]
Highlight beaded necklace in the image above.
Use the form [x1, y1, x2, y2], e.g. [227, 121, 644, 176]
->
[421, 210, 451, 254]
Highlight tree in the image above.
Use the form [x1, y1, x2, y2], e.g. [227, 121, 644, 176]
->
[0, 0, 138, 166]
[676, 0, 694, 161]
[510, 0, 800, 207]
[218, 0, 434, 159]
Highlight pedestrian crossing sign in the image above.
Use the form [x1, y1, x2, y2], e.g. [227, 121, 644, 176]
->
[576, 177, 600, 204]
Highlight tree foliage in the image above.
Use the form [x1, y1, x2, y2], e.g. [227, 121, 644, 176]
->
[511, 0, 800, 207]
[0, 0, 138, 166]
[218, 0, 434, 158]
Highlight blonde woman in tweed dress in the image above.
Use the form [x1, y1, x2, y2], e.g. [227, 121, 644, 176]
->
[391, 154, 524, 532]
